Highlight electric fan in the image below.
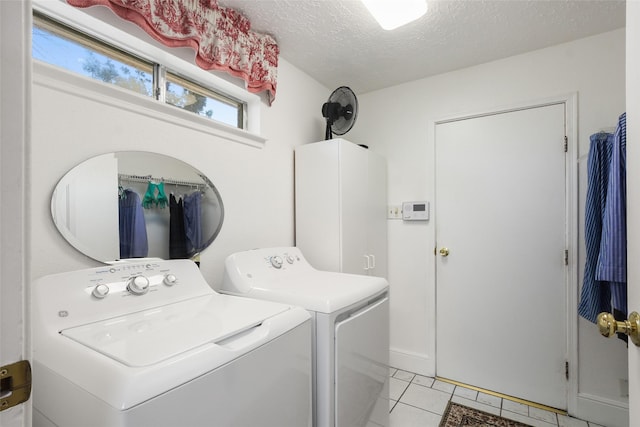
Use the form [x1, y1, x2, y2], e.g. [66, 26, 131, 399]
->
[322, 86, 358, 140]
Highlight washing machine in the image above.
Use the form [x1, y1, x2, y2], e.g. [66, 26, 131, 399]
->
[221, 247, 389, 427]
[32, 259, 312, 427]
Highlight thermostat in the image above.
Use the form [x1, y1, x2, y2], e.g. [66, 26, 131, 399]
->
[402, 201, 429, 221]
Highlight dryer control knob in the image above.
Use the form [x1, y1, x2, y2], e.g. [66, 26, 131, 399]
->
[92, 283, 110, 299]
[270, 256, 283, 269]
[285, 254, 295, 264]
[127, 275, 150, 295]
[163, 274, 177, 286]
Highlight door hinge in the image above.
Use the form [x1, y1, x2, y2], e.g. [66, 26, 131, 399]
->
[0, 360, 32, 411]
[564, 136, 568, 153]
[565, 361, 569, 380]
[564, 249, 569, 266]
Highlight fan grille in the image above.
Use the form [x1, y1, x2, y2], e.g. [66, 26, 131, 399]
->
[322, 86, 358, 139]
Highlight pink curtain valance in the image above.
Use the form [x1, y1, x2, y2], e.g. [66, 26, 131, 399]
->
[67, 0, 279, 101]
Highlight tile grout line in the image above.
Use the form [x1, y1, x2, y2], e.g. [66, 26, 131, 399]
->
[389, 369, 414, 414]
[391, 378, 411, 413]
[394, 372, 457, 418]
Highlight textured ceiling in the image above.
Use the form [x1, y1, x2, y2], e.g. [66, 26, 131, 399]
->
[218, 0, 625, 94]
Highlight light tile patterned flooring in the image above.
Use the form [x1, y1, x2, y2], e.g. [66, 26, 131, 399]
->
[388, 367, 605, 427]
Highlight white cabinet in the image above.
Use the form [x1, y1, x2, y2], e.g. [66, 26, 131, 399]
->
[295, 138, 387, 278]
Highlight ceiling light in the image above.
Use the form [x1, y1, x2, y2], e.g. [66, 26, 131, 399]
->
[361, 0, 428, 31]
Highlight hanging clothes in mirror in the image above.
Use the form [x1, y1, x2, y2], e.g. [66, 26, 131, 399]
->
[183, 191, 204, 254]
[142, 181, 169, 209]
[119, 188, 149, 259]
[169, 193, 188, 259]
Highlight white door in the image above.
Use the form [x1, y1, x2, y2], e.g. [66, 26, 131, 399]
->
[435, 103, 568, 409]
[0, 1, 30, 426]
[629, 241, 639, 425]
[51, 153, 119, 261]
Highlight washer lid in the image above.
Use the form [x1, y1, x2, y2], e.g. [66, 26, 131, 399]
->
[239, 271, 388, 313]
[61, 294, 290, 367]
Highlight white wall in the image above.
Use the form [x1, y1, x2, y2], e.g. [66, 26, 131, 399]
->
[30, 54, 329, 285]
[348, 29, 627, 424]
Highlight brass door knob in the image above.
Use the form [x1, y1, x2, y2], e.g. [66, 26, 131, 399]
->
[597, 311, 640, 346]
[439, 247, 450, 257]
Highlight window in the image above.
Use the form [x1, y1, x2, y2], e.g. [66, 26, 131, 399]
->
[165, 72, 243, 128]
[32, 12, 245, 129]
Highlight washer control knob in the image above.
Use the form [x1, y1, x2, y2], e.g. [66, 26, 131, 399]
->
[127, 275, 150, 295]
[285, 254, 295, 264]
[163, 274, 177, 286]
[92, 284, 110, 299]
[270, 256, 283, 269]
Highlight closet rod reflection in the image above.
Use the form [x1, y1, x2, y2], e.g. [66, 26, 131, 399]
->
[118, 173, 206, 189]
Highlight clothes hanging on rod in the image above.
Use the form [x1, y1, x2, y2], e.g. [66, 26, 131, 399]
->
[118, 189, 149, 259]
[141, 181, 169, 209]
[578, 131, 613, 323]
[118, 173, 205, 259]
[578, 113, 627, 342]
[183, 191, 204, 254]
[169, 193, 189, 259]
[596, 112, 627, 315]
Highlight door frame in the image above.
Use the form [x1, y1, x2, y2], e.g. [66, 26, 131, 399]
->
[0, 1, 32, 426]
[628, 3, 640, 427]
[428, 93, 578, 412]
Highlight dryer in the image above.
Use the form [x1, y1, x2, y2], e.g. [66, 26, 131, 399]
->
[221, 247, 389, 427]
[32, 259, 312, 427]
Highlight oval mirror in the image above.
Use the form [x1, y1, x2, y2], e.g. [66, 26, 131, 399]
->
[51, 151, 224, 263]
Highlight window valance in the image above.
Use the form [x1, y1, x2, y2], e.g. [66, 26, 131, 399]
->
[67, 0, 279, 102]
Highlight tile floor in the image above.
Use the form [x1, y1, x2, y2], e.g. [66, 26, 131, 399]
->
[388, 367, 605, 427]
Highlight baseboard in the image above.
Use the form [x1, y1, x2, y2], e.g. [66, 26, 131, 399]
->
[575, 393, 628, 427]
[389, 348, 434, 377]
